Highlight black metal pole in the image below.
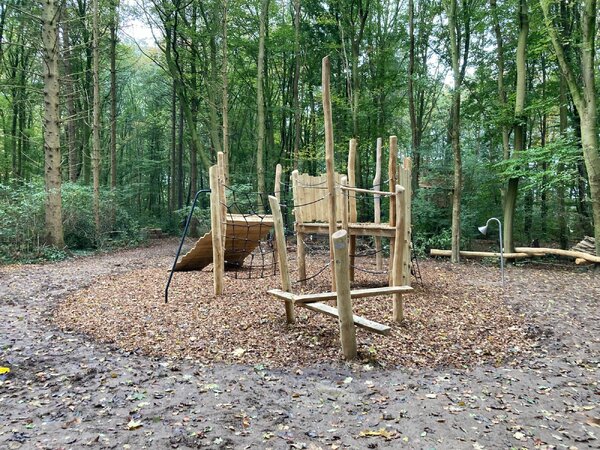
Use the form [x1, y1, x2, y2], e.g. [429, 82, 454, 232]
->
[164, 189, 210, 303]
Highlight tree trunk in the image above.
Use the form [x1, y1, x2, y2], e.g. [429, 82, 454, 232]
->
[222, 0, 229, 183]
[42, 0, 65, 247]
[62, 14, 78, 182]
[292, 0, 301, 171]
[540, 0, 600, 254]
[446, 0, 465, 263]
[256, 0, 268, 212]
[490, 0, 510, 162]
[110, 0, 118, 190]
[503, 0, 528, 253]
[92, 0, 101, 238]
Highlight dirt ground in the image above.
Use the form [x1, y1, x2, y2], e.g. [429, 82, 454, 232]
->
[1, 239, 599, 449]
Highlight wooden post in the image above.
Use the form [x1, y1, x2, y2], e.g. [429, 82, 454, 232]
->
[348, 139, 357, 281]
[275, 163, 282, 203]
[268, 195, 295, 324]
[388, 136, 398, 285]
[373, 137, 383, 270]
[401, 158, 412, 285]
[323, 56, 337, 291]
[341, 176, 349, 233]
[332, 229, 357, 360]
[292, 170, 306, 284]
[392, 185, 406, 322]
[217, 152, 227, 244]
[210, 165, 224, 295]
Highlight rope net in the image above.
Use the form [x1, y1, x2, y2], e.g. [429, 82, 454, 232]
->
[219, 185, 277, 280]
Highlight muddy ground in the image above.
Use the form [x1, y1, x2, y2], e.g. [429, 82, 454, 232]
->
[1, 239, 599, 449]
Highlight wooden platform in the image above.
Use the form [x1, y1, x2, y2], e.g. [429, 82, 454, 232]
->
[174, 214, 274, 271]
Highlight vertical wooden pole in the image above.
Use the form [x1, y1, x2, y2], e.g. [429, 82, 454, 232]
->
[275, 163, 282, 203]
[323, 56, 337, 291]
[388, 136, 398, 285]
[392, 185, 406, 322]
[348, 139, 357, 281]
[292, 170, 306, 284]
[401, 158, 412, 285]
[217, 152, 227, 245]
[332, 229, 357, 360]
[341, 176, 349, 233]
[210, 165, 224, 295]
[268, 195, 295, 324]
[373, 137, 383, 270]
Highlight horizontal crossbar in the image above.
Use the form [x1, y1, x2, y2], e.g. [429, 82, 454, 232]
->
[268, 285, 412, 305]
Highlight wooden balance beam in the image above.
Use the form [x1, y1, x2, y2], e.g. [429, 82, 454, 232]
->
[268, 285, 413, 335]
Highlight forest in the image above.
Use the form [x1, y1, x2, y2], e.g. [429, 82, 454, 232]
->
[1, 0, 599, 262]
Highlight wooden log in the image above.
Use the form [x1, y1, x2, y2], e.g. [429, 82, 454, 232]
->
[374, 137, 383, 270]
[348, 139, 357, 281]
[576, 258, 593, 265]
[392, 185, 405, 322]
[209, 165, 224, 295]
[323, 56, 337, 291]
[515, 247, 600, 263]
[268, 195, 295, 324]
[388, 136, 398, 285]
[268, 285, 413, 304]
[292, 170, 306, 284]
[332, 229, 357, 360]
[430, 249, 543, 258]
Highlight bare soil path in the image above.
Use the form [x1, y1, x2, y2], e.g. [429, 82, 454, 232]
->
[1, 240, 599, 449]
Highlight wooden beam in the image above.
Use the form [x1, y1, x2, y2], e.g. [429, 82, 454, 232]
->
[268, 195, 294, 324]
[268, 285, 414, 304]
[323, 56, 337, 291]
[302, 302, 391, 336]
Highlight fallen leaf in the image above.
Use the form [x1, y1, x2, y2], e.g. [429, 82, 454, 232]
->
[586, 417, 600, 428]
[127, 420, 143, 430]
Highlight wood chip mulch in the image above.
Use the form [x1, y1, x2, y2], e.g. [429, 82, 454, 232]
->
[53, 254, 536, 368]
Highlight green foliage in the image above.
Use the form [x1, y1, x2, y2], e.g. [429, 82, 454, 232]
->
[0, 181, 143, 264]
[495, 138, 582, 192]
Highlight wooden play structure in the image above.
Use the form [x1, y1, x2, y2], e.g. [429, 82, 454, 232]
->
[172, 153, 274, 295]
[267, 56, 414, 359]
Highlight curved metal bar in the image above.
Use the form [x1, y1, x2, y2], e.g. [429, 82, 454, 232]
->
[164, 189, 210, 304]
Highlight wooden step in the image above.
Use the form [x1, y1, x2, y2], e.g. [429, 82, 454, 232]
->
[302, 302, 391, 335]
[268, 285, 413, 304]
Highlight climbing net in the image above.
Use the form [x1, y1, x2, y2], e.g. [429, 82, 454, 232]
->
[220, 185, 277, 280]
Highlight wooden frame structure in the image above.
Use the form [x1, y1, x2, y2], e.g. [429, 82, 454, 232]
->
[174, 152, 274, 295]
[292, 140, 412, 289]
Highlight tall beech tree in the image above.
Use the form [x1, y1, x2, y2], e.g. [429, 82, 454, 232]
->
[503, 0, 528, 253]
[540, 0, 600, 254]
